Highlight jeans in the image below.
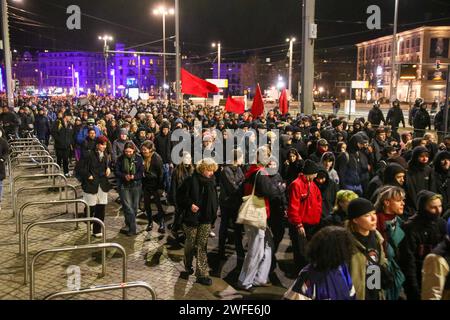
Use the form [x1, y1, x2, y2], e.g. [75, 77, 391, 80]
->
[162, 164, 172, 195]
[238, 225, 273, 289]
[119, 182, 142, 234]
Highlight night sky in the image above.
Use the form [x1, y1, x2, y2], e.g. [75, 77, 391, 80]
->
[5, 0, 450, 64]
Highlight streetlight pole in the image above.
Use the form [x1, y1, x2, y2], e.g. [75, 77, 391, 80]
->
[175, 0, 181, 106]
[98, 35, 113, 95]
[286, 37, 296, 97]
[153, 6, 174, 102]
[2, 0, 14, 108]
[212, 42, 221, 79]
[389, 0, 399, 101]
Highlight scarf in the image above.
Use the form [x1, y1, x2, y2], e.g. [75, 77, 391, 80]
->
[123, 155, 136, 175]
[192, 173, 217, 220]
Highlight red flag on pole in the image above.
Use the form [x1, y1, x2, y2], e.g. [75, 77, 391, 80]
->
[279, 89, 289, 115]
[225, 96, 245, 114]
[181, 68, 219, 98]
[251, 84, 265, 117]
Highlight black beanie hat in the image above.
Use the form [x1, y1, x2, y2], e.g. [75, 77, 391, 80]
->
[348, 198, 375, 220]
[303, 160, 319, 175]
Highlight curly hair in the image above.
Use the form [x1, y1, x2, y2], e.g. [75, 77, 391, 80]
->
[306, 226, 355, 272]
[196, 157, 219, 174]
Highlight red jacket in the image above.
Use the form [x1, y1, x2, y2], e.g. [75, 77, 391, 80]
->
[287, 174, 322, 226]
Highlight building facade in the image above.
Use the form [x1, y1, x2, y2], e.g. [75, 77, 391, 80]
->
[356, 26, 450, 103]
[212, 62, 249, 95]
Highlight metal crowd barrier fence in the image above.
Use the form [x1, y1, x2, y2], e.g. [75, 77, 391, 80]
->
[30, 243, 127, 300]
[14, 183, 78, 228]
[18, 199, 90, 255]
[11, 173, 68, 217]
[43, 281, 157, 301]
[24, 217, 106, 285]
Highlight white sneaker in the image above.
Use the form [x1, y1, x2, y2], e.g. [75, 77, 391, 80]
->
[93, 233, 103, 238]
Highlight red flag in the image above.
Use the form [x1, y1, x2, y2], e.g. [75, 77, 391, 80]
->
[279, 89, 289, 115]
[181, 68, 219, 98]
[225, 96, 245, 114]
[251, 84, 265, 117]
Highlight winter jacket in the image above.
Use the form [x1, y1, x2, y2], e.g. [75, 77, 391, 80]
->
[219, 165, 245, 210]
[434, 107, 450, 133]
[154, 132, 172, 164]
[76, 125, 103, 145]
[242, 165, 284, 219]
[386, 106, 405, 128]
[115, 154, 144, 188]
[284, 264, 356, 300]
[406, 147, 436, 213]
[399, 190, 448, 300]
[79, 151, 112, 194]
[413, 108, 431, 130]
[287, 174, 323, 226]
[320, 152, 339, 185]
[52, 121, 74, 150]
[34, 115, 51, 141]
[433, 151, 450, 215]
[368, 107, 386, 126]
[111, 139, 137, 164]
[0, 111, 20, 135]
[142, 152, 163, 190]
[178, 171, 219, 227]
[281, 159, 304, 187]
[315, 168, 338, 222]
[0, 137, 9, 181]
[421, 236, 450, 300]
[348, 230, 388, 300]
[81, 137, 97, 159]
[335, 135, 368, 188]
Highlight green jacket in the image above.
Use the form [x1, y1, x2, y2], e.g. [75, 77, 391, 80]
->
[349, 229, 388, 300]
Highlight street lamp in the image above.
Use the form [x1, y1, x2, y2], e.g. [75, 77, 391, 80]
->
[212, 42, 222, 79]
[153, 5, 174, 101]
[98, 35, 113, 95]
[286, 37, 296, 96]
[389, 0, 400, 101]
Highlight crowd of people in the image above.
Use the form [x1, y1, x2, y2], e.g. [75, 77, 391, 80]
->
[0, 94, 449, 300]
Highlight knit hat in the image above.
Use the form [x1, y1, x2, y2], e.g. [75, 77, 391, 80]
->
[87, 118, 95, 125]
[332, 119, 342, 128]
[120, 128, 129, 136]
[303, 160, 319, 175]
[96, 136, 109, 145]
[348, 198, 375, 220]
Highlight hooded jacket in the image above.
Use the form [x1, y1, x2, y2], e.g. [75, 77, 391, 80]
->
[422, 236, 450, 300]
[433, 151, 450, 215]
[399, 190, 448, 300]
[386, 105, 405, 128]
[314, 167, 339, 221]
[287, 174, 323, 226]
[406, 147, 436, 213]
[320, 152, 339, 184]
[335, 134, 368, 188]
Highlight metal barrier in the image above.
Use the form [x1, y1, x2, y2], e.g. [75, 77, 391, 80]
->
[11, 173, 68, 216]
[18, 199, 90, 254]
[43, 281, 157, 301]
[10, 153, 52, 162]
[12, 162, 60, 179]
[24, 217, 106, 285]
[14, 184, 78, 227]
[30, 243, 127, 300]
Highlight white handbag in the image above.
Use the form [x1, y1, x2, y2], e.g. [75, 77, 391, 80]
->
[236, 171, 267, 230]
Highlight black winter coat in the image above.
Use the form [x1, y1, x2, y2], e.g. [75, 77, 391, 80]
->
[34, 115, 51, 141]
[115, 154, 144, 188]
[413, 108, 431, 130]
[386, 106, 405, 128]
[219, 165, 245, 210]
[52, 121, 74, 150]
[368, 107, 385, 126]
[154, 132, 172, 164]
[79, 151, 112, 194]
[142, 152, 164, 190]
